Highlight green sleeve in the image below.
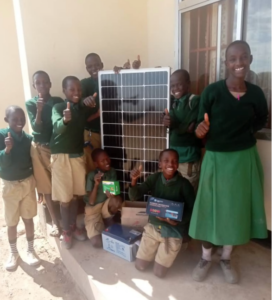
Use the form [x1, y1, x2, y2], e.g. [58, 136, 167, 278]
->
[86, 172, 95, 192]
[170, 96, 200, 134]
[128, 174, 155, 201]
[52, 104, 67, 135]
[0, 135, 12, 168]
[252, 89, 268, 132]
[197, 87, 214, 124]
[25, 101, 42, 133]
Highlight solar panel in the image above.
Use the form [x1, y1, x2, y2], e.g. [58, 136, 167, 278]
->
[99, 68, 170, 201]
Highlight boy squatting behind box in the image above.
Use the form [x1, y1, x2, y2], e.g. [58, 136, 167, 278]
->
[163, 69, 201, 192]
[0, 106, 41, 271]
[129, 149, 195, 278]
[83, 148, 122, 248]
[25, 70, 63, 237]
[50, 76, 97, 249]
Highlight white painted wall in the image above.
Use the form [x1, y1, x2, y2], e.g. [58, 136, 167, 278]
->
[147, 0, 176, 70]
[0, 0, 29, 131]
[19, 0, 148, 98]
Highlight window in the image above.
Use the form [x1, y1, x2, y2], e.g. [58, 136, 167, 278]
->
[178, 0, 271, 129]
[244, 0, 271, 129]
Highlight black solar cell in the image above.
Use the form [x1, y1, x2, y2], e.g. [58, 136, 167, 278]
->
[99, 68, 170, 201]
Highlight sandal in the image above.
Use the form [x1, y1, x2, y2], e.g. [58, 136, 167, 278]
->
[50, 224, 60, 237]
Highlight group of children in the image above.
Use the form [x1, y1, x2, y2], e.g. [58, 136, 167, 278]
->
[0, 40, 268, 284]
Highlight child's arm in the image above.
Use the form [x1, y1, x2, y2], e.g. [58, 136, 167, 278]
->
[0, 132, 13, 168]
[88, 171, 104, 205]
[87, 109, 100, 122]
[129, 166, 155, 200]
[52, 103, 71, 134]
[252, 89, 269, 132]
[25, 96, 43, 133]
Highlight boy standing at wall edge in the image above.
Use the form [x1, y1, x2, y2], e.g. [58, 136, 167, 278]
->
[0, 106, 40, 270]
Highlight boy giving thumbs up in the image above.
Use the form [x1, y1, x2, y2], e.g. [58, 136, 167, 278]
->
[50, 76, 98, 249]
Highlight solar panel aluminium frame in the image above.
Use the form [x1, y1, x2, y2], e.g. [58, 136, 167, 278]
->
[99, 67, 171, 201]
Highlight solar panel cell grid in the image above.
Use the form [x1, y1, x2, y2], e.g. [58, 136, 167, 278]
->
[99, 68, 170, 201]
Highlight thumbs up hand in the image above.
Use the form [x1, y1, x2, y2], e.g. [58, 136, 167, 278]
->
[162, 108, 171, 127]
[94, 171, 104, 186]
[36, 93, 44, 113]
[83, 93, 97, 108]
[130, 164, 142, 183]
[63, 102, 72, 124]
[5, 132, 13, 154]
[132, 55, 141, 69]
[123, 59, 131, 69]
[195, 113, 210, 138]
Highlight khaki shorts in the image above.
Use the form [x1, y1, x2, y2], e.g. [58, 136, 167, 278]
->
[136, 223, 182, 268]
[84, 199, 111, 239]
[31, 142, 51, 194]
[84, 131, 101, 173]
[178, 161, 200, 192]
[1, 175, 37, 226]
[51, 154, 86, 203]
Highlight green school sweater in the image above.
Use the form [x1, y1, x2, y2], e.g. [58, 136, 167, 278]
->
[169, 94, 201, 163]
[25, 96, 63, 144]
[198, 80, 268, 152]
[83, 168, 117, 206]
[81, 77, 100, 133]
[129, 172, 195, 238]
[50, 100, 91, 154]
[0, 128, 33, 180]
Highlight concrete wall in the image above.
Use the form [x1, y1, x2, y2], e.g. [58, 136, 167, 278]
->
[19, 0, 148, 97]
[0, 0, 29, 131]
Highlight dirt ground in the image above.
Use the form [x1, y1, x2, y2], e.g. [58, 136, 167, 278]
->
[0, 200, 86, 300]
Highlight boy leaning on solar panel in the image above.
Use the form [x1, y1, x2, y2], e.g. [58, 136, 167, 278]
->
[129, 149, 195, 278]
[162, 69, 202, 193]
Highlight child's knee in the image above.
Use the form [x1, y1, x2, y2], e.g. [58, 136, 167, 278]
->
[135, 258, 149, 271]
[153, 262, 168, 278]
[22, 218, 33, 225]
[90, 235, 103, 248]
[60, 202, 70, 208]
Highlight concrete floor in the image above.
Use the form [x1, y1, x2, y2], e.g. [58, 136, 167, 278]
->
[47, 233, 271, 300]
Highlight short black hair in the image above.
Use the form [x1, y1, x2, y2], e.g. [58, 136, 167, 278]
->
[159, 149, 179, 161]
[62, 76, 80, 89]
[5, 105, 24, 118]
[171, 69, 190, 82]
[91, 148, 108, 162]
[85, 53, 101, 64]
[225, 40, 251, 58]
[32, 70, 50, 82]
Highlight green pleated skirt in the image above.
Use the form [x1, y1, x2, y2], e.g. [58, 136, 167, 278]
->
[189, 146, 267, 245]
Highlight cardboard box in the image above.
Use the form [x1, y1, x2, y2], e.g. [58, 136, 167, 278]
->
[121, 201, 148, 230]
[102, 224, 142, 262]
[146, 196, 184, 221]
[102, 181, 120, 195]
